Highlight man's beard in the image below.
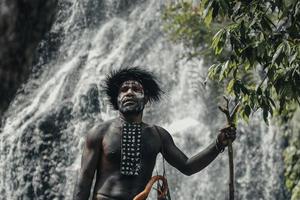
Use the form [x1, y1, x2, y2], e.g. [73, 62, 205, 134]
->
[118, 99, 145, 114]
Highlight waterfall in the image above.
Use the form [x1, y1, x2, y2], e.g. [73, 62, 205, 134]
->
[0, 0, 288, 199]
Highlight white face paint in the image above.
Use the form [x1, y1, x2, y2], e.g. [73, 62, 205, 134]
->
[117, 80, 146, 114]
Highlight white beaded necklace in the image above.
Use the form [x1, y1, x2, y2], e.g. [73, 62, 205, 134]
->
[120, 122, 142, 176]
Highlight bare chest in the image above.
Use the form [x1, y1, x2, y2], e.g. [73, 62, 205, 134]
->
[102, 126, 161, 164]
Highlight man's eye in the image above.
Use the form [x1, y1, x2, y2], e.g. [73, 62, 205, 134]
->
[120, 87, 129, 92]
[133, 87, 142, 92]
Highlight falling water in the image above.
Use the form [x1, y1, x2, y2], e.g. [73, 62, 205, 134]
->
[0, 0, 289, 199]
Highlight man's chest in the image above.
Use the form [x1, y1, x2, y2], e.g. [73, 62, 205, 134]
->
[101, 126, 161, 163]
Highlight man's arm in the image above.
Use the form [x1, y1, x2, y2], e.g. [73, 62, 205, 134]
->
[73, 127, 102, 200]
[157, 126, 235, 176]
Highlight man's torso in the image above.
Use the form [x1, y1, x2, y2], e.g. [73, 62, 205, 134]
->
[92, 119, 162, 200]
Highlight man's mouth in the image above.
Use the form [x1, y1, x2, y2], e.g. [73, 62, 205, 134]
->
[123, 99, 136, 105]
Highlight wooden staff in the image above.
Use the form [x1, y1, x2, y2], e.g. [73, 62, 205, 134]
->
[218, 96, 240, 200]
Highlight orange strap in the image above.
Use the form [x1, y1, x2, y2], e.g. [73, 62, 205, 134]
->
[133, 175, 168, 200]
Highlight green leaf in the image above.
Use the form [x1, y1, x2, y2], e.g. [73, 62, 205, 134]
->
[256, 87, 262, 95]
[268, 97, 276, 108]
[208, 63, 222, 79]
[199, 0, 210, 14]
[219, 60, 230, 81]
[269, 105, 273, 116]
[204, 8, 213, 27]
[219, 0, 229, 15]
[245, 105, 251, 117]
[245, 60, 251, 71]
[263, 108, 269, 125]
[240, 109, 249, 123]
[233, 81, 241, 96]
[212, 29, 224, 48]
[285, 41, 291, 56]
[227, 79, 235, 93]
[240, 84, 249, 95]
[289, 52, 298, 64]
[272, 43, 284, 64]
[212, 29, 226, 55]
[261, 16, 273, 32]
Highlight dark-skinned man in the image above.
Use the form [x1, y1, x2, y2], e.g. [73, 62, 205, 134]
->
[73, 67, 236, 200]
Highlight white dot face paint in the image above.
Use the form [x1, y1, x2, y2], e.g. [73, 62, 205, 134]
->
[117, 80, 146, 114]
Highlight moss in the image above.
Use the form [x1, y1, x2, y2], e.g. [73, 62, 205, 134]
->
[283, 109, 300, 199]
[291, 182, 300, 200]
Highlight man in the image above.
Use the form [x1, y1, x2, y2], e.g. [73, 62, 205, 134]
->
[73, 67, 236, 200]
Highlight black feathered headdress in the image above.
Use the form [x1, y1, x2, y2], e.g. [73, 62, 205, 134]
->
[104, 67, 163, 110]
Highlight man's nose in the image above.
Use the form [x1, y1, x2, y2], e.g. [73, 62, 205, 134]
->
[125, 88, 134, 96]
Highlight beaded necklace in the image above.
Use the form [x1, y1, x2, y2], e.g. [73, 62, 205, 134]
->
[120, 122, 142, 176]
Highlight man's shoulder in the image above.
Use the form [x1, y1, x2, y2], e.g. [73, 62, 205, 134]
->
[148, 125, 174, 147]
[97, 118, 116, 130]
[147, 124, 171, 138]
[150, 124, 168, 133]
[85, 119, 115, 145]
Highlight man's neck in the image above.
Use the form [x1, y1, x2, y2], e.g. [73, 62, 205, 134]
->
[119, 112, 143, 123]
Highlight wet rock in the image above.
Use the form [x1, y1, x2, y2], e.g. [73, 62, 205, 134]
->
[0, 0, 58, 116]
[79, 84, 100, 119]
[2, 101, 76, 199]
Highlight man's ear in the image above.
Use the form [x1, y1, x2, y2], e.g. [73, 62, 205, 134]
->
[144, 96, 149, 105]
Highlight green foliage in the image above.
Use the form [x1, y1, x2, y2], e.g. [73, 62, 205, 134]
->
[284, 144, 300, 191]
[283, 109, 300, 200]
[162, 2, 226, 63]
[163, 0, 300, 122]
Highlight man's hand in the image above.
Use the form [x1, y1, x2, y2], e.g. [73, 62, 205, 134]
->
[215, 126, 236, 152]
[219, 126, 236, 146]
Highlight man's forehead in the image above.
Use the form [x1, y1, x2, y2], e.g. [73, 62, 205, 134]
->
[121, 80, 143, 87]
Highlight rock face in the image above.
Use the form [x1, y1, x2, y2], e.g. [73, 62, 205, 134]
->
[0, 0, 58, 116]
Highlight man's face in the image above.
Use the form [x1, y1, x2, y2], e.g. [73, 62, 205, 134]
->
[117, 80, 146, 114]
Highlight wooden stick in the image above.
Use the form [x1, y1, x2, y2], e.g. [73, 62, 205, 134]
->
[228, 140, 234, 200]
[218, 96, 240, 200]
